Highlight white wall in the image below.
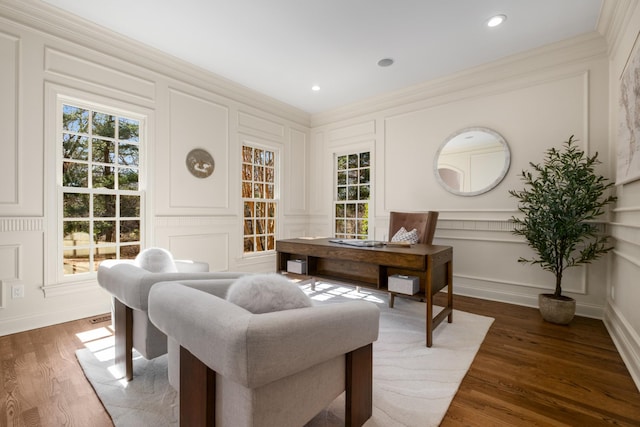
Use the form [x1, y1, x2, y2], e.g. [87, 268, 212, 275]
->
[310, 31, 611, 317]
[600, 0, 640, 391]
[0, 0, 310, 335]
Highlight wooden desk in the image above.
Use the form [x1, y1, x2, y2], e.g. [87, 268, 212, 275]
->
[276, 238, 453, 347]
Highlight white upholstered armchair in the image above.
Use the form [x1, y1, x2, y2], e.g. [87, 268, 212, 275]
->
[148, 279, 380, 427]
[97, 248, 248, 381]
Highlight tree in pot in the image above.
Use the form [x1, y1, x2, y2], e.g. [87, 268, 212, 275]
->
[509, 135, 617, 324]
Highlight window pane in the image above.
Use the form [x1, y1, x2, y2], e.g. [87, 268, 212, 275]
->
[256, 219, 265, 234]
[337, 187, 347, 201]
[63, 221, 89, 244]
[359, 152, 370, 167]
[264, 151, 274, 167]
[265, 167, 274, 183]
[242, 146, 253, 163]
[335, 219, 345, 233]
[345, 219, 356, 234]
[92, 112, 115, 137]
[256, 202, 265, 217]
[357, 203, 368, 218]
[346, 203, 356, 218]
[267, 202, 276, 217]
[267, 219, 275, 233]
[253, 183, 263, 198]
[118, 168, 139, 190]
[265, 184, 274, 199]
[63, 162, 88, 187]
[118, 117, 139, 142]
[120, 245, 140, 259]
[94, 221, 116, 243]
[244, 219, 254, 235]
[242, 182, 252, 198]
[63, 193, 90, 218]
[244, 201, 254, 217]
[64, 252, 90, 275]
[63, 105, 89, 133]
[63, 134, 89, 160]
[348, 154, 358, 168]
[256, 236, 266, 251]
[94, 248, 117, 270]
[119, 143, 139, 166]
[92, 139, 115, 164]
[360, 185, 370, 200]
[242, 164, 252, 181]
[357, 219, 368, 235]
[347, 186, 358, 200]
[337, 155, 347, 170]
[359, 168, 370, 184]
[254, 166, 264, 182]
[120, 220, 140, 242]
[92, 165, 115, 189]
[348, 170, 358, 184]
[255, 149, 264, 165]
[93, 194, 116, 217]
[267, 236, 275, 251]
[120, 195, 140, 217]
[337, 171, 346, 185]
[335, 203, 345, 218]
[244, 237, 254, 252]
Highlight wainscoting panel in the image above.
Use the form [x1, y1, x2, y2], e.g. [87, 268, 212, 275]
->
[237, 110, 285, 141]
[168, 88, 229, 210]
[328, 120, 376, 143]
[284, 128, 307, 214]
[0, 31, 19, 206]
[44, 47, 155, 102]
[168, 233, 229, 272]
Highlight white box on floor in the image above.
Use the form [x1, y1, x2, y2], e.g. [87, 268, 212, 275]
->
[388, 274, 419, 295]
[287, 259, 307, 274]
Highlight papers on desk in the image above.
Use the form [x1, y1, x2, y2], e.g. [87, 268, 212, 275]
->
[329, 239, 384, 247]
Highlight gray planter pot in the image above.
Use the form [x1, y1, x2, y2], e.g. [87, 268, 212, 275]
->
[538, 293, 576, 325]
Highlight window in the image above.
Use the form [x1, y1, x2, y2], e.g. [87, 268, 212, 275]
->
[242, 144, 277, 253]
[60, 104, 143, 275]
[334, 151, 370, 239]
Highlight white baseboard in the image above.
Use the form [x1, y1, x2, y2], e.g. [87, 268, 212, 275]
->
[0, 299, 111, 336]
[603, 302, 640, 392]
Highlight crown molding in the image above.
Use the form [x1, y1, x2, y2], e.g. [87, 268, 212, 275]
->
[311, 32, 608, 127]
[0, 0, 311, 127]
[597, 0, 639, 56]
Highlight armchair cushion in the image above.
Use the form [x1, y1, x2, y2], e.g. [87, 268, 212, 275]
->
[226, 273, 312, 314]
[135, 247, 178, 273]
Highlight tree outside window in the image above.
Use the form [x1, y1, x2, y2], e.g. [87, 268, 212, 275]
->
[335, 151, 370, 239]
[61, 104, 143, 275]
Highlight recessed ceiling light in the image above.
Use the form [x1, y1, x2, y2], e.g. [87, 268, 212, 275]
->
[311, 85, 320, 91]
[487, 14, 506, 28]
[377, 58, 394, 67]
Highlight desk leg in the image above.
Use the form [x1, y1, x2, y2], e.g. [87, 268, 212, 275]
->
[426, 258, 434, 348]
[447, 259, 453, 323]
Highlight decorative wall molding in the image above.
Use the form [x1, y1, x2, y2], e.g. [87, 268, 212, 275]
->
[612, 249, 640, 268]
[311, 33, 606, 126]
[44, 46, 156, 102]
[0, 218, 44, 232]
[0, 30, 19, 206]
[604, 300, 640, 391]
[154, 216, 236, 228]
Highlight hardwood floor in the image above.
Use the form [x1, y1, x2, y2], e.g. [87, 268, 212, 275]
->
[1, 295, 639, 426]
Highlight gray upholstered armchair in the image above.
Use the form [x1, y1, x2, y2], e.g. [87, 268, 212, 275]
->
[97, 248, 248, 381]
[148, 280, 380, 427]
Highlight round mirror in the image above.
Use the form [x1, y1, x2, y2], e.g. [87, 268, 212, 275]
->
[434, 127, 510, 196]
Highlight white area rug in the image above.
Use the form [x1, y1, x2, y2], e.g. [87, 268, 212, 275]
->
[76, 282, 494, 427]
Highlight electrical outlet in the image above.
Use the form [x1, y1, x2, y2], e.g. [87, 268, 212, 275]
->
[11, 283, 24, 298]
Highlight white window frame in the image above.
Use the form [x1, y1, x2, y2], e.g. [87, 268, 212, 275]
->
[332, 146, 373, 240]
[45, 89, 150, 290]
[240, 139, 280, 257]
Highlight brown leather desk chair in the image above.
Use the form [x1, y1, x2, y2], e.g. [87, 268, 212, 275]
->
[387, 211, 439, 308]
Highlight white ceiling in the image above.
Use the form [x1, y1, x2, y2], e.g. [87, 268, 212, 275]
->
[41, 0, 603, 114]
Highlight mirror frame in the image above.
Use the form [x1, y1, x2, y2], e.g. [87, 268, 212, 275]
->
[433, 127, 510, 196]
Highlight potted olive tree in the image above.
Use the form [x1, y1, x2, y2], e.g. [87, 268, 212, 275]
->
[509, 135, 616, 324]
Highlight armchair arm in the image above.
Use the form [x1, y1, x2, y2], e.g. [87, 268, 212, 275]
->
[149, 282, 380, 389]
[97, 263, 247, 310]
